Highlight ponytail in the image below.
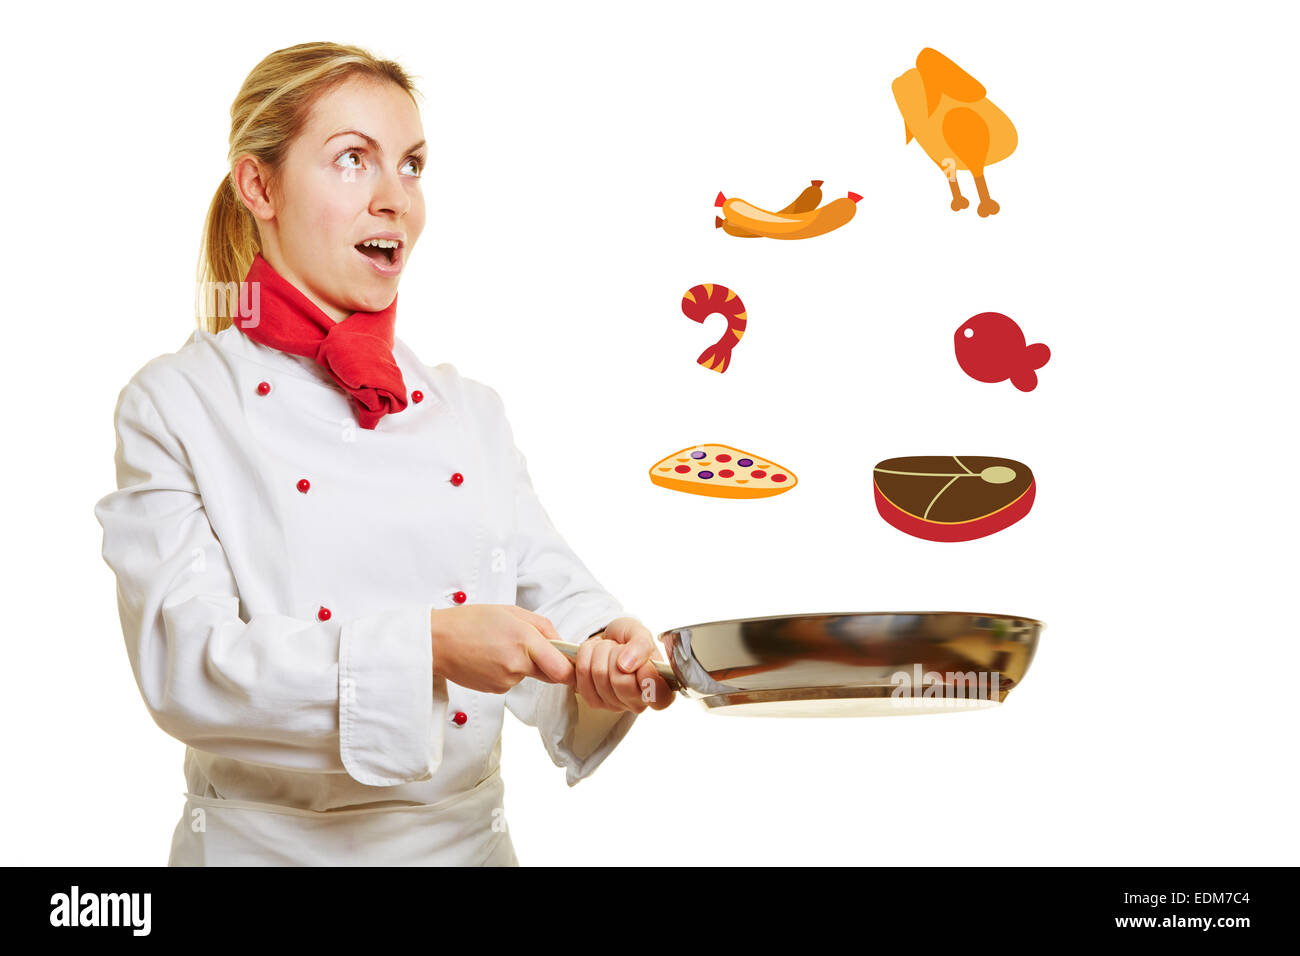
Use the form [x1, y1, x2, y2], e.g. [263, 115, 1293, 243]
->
[196, 173, 261, 333]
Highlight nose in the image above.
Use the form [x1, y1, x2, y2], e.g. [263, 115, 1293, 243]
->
[369, 165, 410, 218]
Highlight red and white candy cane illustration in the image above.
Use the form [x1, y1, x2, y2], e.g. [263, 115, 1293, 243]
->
[681, 283, 746, 373]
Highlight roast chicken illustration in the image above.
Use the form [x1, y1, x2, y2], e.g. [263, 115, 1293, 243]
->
[892, 48, 1017, 217]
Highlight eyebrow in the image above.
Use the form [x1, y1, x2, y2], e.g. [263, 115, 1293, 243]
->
[325, 129, 427, 155]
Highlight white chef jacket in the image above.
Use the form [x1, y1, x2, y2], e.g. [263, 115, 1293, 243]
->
[92, 323, 638, 866]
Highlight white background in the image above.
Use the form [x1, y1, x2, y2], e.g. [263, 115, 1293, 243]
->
[3, 0, 1297, 865]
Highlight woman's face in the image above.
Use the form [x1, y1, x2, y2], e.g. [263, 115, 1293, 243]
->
[240, 76, 427, 321]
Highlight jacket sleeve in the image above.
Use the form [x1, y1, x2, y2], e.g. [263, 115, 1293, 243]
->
[485, 387, 638, 786]
[92, 381, 445, 787]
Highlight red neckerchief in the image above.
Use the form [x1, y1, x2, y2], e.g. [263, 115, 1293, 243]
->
[235, 253, 407, 429]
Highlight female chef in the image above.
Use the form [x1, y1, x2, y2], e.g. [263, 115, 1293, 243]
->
[92, 41, 674, 866]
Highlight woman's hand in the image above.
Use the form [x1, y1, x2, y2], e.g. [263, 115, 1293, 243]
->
[430, 605, 574, 694]
[575, 617, 676, 713]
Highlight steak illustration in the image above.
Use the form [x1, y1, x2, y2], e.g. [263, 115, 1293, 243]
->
[873, 455, 1035, 541]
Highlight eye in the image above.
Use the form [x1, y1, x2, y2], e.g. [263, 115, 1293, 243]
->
[334, 147, 365, 170]
[402, 156, 423, 177]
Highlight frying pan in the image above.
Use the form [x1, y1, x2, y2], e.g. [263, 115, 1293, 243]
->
[553, 611, 1042, 716]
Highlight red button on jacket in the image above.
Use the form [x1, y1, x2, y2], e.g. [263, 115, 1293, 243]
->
[450, 473, 464, 487]
[411, 390, 423, 403]
[297, 478, 311, 493]
[317, 606, 331, 622]
[452, 591, 467, 605]
[452, 711, 468, 726]
[256, 381, 271, 396]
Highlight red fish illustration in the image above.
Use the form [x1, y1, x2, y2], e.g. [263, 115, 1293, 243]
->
[954, 312, 1050, 392]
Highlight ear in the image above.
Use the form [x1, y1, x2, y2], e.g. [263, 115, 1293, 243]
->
[232, 154, 277, 223]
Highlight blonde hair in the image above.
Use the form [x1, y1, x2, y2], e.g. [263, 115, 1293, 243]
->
[195, 42, 422, 333]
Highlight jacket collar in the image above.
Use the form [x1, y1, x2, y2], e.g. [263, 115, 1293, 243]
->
[211, 324, 343, 389]
[199, 325, 442, 408]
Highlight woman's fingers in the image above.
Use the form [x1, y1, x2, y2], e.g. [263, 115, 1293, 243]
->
[507, 606, 562, 642]
[575, 635, 605, 710]
[502, 610, 670, 710]
[595, 637, 651, 711]
[499, 606, 571, 685]
[609, 643, 648, 710]
[636, 660, 675, 710]
[589, 639, 626, 710]
[615, 630, 657, 674]
[597, 618, 658, 674]
[520, 623, 574, 686]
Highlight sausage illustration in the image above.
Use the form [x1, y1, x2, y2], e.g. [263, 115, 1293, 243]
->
[718, 180, 824, 238]
[714, 189, 861, 240]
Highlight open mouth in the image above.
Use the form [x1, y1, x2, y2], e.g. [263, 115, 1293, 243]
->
[354, 238, 402, 268]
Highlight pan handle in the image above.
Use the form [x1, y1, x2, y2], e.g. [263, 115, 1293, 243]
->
[550, 640, 683, 692]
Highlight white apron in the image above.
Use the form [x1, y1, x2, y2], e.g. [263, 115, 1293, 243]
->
[168, 767, 517, 866]
[94, 324, 637, 865]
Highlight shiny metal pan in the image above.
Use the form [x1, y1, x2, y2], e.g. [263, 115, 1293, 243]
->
[554, 611, 1042, 717]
